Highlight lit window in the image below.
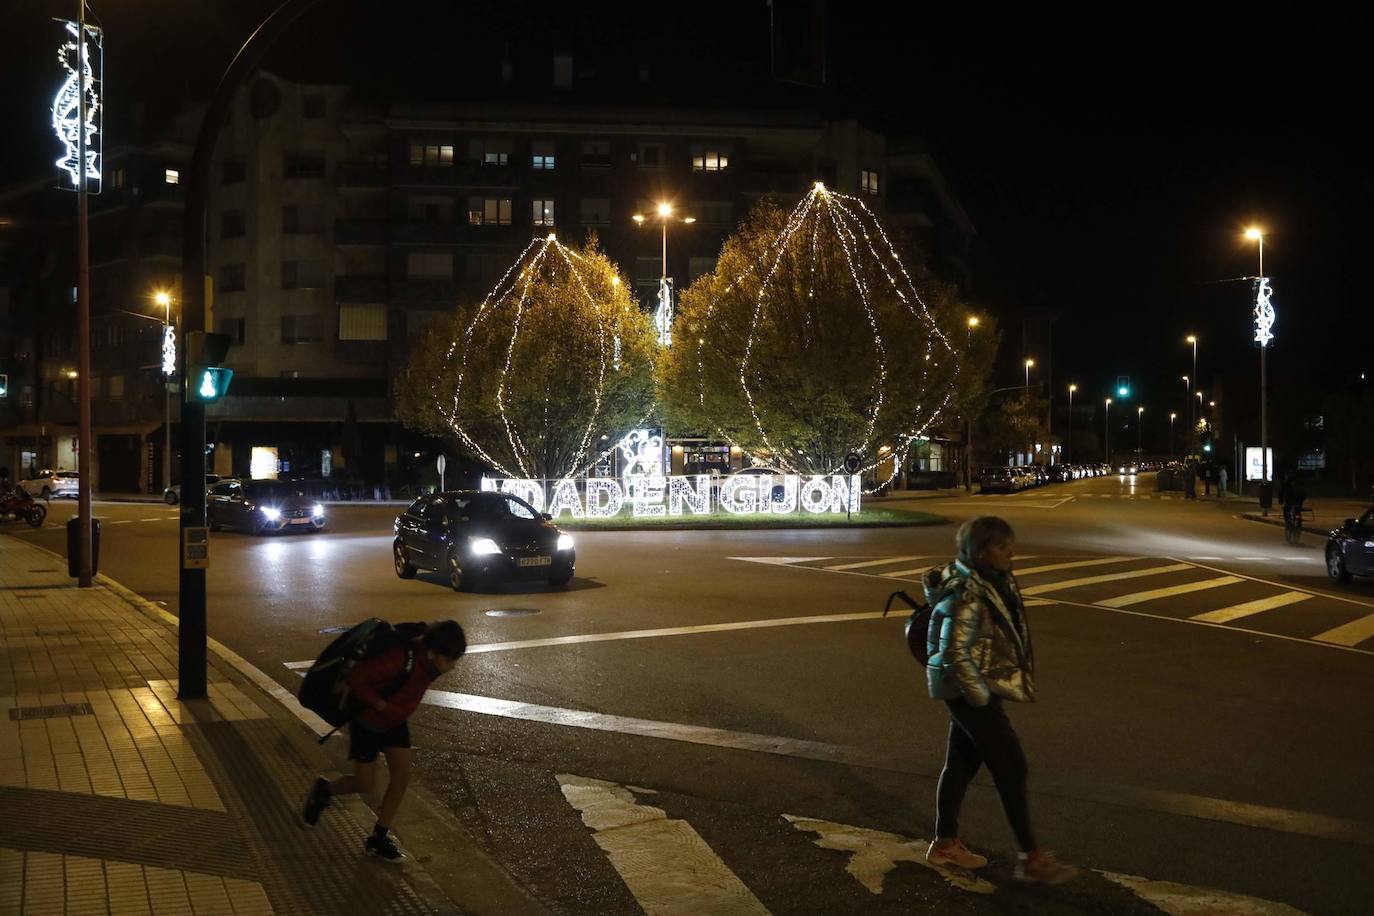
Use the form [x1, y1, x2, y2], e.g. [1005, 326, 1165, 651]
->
[532, 140, 556, 170]
[470, 139, 512, 166]
[468, 198, 512, 226]
[861, 169, 880, 194]
[338, 304, 388, 341]
[110, 167, 125, 189]
[691, 150, 729, 172]
[164, 169, 180, 185]
[409, 142, 454, 167]
[533, 199, 555, 227]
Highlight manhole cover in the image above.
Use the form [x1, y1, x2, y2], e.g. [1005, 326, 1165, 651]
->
[483, 608, 541, 618]
[318, 625, 353, 634]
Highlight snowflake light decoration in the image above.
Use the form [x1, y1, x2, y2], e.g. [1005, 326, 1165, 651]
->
[1253, 277, 1276, 348]
[53, 20, 102, 190]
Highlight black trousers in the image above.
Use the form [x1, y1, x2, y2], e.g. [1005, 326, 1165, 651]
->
[936, 696, 1036, 851]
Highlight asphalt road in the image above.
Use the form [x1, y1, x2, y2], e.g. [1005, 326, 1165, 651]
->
[12, 474, 1374, 915]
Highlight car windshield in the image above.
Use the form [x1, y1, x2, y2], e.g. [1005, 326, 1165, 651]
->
[467, 494, 537, 520]
[244, 481, 320, 502]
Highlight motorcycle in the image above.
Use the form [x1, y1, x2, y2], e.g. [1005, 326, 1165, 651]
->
[0, 489, 46, 528]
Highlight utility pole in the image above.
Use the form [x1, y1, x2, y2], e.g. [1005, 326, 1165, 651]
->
[74, 0, 93, 587]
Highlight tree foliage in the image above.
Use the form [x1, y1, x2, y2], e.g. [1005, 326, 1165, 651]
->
[659, 196, 990, 475]
[396, 238, 657, 479]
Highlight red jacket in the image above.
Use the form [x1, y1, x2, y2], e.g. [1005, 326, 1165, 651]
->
[345, 643, 439, 730]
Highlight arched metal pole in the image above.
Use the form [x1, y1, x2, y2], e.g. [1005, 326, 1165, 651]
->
[178, 0, 327, 699]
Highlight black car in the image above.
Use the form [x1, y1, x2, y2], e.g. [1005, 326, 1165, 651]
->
[1326, 508, 1374, 582]
[979, 466, 1018, 494]
[207, 479, 326, 535]
[393, 490, 575, 591]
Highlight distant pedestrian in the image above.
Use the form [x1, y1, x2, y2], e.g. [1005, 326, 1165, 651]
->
[1184, 462, 1197, 499]
[921, 516, 1078, 885]
[1202, 463, 1212, 497]
[1217, 465, 1228, 498]
[302, 620, 467, 863]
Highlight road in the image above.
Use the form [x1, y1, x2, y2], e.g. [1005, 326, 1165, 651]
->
[11, 473, 1374, 915]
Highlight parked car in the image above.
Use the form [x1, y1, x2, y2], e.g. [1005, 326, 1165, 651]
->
[1326, 508, 1374, 582]
[207, 479, 326, 535]
[19, 469, 78, 500]
[393, 490, 574, 591]
[979, 467, 1019, 494]
[164, 474, 222, 505]
[1048, 464, 1073, 483]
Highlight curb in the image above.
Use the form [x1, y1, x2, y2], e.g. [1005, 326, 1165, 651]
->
[8, 534, 550, 916]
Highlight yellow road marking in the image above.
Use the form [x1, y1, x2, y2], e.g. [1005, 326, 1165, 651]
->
[1312, 612, 1374, 647]
[1190, 591, 1311, 623]
[1021, 563, 1192, 596]
[1099, 576, 1243, 608]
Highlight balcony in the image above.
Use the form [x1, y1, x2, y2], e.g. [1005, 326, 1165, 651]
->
[335, 275, 389, 303]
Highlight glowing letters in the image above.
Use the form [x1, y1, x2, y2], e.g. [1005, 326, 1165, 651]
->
[483, 473, 861, 519]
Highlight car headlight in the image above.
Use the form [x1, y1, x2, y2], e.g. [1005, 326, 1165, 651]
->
[312, 504, 325, 518]
[470, 537, 502, 556]
[261, 506, 281, 521]
[557, 533, 575, 551]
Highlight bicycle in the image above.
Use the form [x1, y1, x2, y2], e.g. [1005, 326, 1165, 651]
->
[1283, 504, 1311, 545]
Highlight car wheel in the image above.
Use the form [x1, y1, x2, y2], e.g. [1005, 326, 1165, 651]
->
[394, 541, 417, 579]
[165, 491, 178, 505]
[1327, 546, 1352, 583]
[548, 572, 572, 587]
[41, 487, 51, 501]
[448, 550, 473, 592]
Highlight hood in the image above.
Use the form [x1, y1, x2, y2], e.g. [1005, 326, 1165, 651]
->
[923, 560, 974, 606]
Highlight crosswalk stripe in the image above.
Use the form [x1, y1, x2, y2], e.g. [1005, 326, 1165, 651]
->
[1312, 612, 1374, 647]
[1098, 576, 1243, 608]
[824, 555, 924, 571]
[881, 566, 934, 579]
[1021, 563, 1192, 596]
[1015, 556, 1133, 576]
[1190, 591, 1311, 623]
[558, 775, 769, 915]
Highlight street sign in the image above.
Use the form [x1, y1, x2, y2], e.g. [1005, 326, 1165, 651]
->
[437, 454, 447, 492]
[182, 526, 209, 569]
[843, 452, 862, 474]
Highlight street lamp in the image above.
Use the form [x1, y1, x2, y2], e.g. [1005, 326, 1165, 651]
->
[633, 202, 694, 346]
[1245, 226, 1270, 503]
[963, 317, 981, 490]
[1104, 397, 1112, 464]
[1067, 384, 1077, 462]
[1169, 412, 1177, 459]
[632, 202, 696, 281]
[1137, 405, 1144, 455]
[154, 290, 176, 494]
[1024, 358, 1035, 389]
[1185, 335, 1198, 449]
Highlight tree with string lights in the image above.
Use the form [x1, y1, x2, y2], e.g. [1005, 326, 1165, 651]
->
[396, 236, 657, 480]
[659, 189, 989, 484]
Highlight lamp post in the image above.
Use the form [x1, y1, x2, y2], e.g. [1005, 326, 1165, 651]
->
[1170, 411, 1177, 459]
[1067, 383, 1077, 462]
[964, 316, 980, 490]
[1104, 397, 1112, 465]
[154, 291, 175, 493]
[1245, 226, 1270, 506]
[1024, 357, 1034, 389]
[633, 203, 694, 347]
[632, 202, 695, 283]
[1185, 335, 1198, 448]
[1137, 405, 1144, 455]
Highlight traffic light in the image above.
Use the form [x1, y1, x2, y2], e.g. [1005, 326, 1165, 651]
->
[1199, 422, 1213, 454]
[186, 331, 233, 403]
[1116, 375, 1131, 399]
[0, 373, 8, 398]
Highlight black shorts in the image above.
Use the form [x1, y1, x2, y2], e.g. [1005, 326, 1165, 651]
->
[348, 720, 411, 763]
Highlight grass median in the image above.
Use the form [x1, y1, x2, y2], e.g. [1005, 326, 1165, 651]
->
[555, 505, 945, 530]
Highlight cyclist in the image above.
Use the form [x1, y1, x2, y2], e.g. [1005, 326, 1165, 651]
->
[1278, 472, 1307, 538]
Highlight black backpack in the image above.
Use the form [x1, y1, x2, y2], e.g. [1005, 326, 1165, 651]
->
[299, 618, 427, 737]
[883, 590, 933, 666]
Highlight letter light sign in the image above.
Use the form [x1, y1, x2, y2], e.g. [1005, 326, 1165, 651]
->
[52, 18, 103, 193]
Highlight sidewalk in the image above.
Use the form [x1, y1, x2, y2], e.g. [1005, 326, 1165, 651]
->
[1237, 495, 1371, 533]
[0, 534, 545, 916]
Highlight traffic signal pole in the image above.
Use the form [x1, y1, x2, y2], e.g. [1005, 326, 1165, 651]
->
[177, 0, 324, 699]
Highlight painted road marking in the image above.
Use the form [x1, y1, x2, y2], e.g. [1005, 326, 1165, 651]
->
[1014, 556, 1134, 577]
[558, 775, 769, 916]
[1098, 871, 1306, 915]
[1190, 591, 1312, 624]
[1020, 563, 1193, 596]
[824, 555, 923, 571]
[724, 556, 831, 566]
[881, 565, 936, 578]
[1312, 612, 1374, 647]
[783, 815, 993, 895]
[1098, 576, 1244, 608]
[140, 517, 162, 522]
[108, 520, 132, 525]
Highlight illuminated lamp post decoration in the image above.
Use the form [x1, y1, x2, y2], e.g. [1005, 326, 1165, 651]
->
[1245, 226, 1273, 497]
[53, 19, 102, 191]
[681, 182, 958, 492]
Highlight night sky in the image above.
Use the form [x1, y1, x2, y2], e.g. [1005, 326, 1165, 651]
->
[3, 2, 1366, 425]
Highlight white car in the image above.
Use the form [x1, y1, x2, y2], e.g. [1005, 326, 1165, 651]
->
[20, 469, 79, 500]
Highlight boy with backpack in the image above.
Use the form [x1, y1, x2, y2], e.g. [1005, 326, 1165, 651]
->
[302, 619, 467, 863]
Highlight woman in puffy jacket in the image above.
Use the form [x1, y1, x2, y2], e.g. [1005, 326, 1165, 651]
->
[920, 516, 1077, 885]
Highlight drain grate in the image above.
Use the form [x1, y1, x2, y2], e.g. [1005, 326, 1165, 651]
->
[484, 607, 541, 618]
[9, 702, 94, 721]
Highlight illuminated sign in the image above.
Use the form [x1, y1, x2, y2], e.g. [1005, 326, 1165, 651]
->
[481, 473, 861, 519]
[653, 277, 674, 347]
[1253, 277, 1275, 348]
[161, 325, 177, 376]
[53, 19, 102, 192]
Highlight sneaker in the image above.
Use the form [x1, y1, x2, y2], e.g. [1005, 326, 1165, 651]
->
[926, 837, 988, 869]
[1014, 850, 1078, 885]
[302, 777, 331, 827]
[365, 833, 406, 864]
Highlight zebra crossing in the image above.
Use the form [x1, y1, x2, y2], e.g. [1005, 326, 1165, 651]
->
[729, 554, 1374, 651]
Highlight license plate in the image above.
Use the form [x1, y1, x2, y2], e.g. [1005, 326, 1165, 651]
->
[517, 556, 551, 567]
[290, 517, 311, 525]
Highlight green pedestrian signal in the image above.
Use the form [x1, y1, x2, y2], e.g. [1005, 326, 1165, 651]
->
[186, 331, 234, 403]
[0, 373, 8, 398]
[1116, 375, 1131, 399]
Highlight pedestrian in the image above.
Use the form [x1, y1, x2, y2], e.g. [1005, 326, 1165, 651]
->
[1202, 463, 1212, 497]
[1183, 462, 1197, 499]
[1217, 464, 1228, 498]
[921, 516, 1078, 885]
[302, 619, 467, 862]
